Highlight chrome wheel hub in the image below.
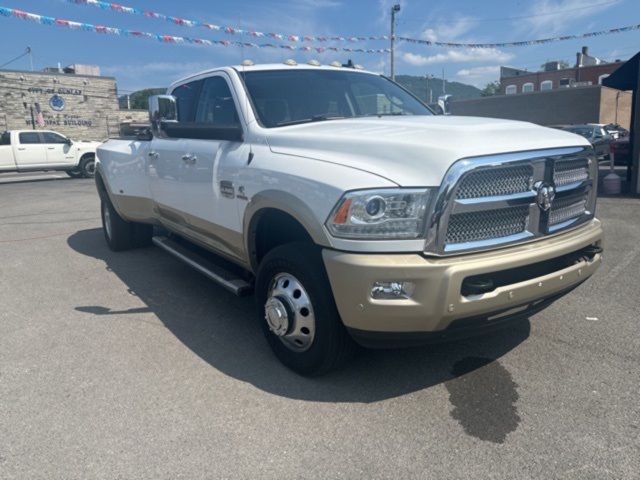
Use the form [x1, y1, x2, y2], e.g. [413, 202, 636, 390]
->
[265, 273, 316, 352]
[265, 297, 290, 336]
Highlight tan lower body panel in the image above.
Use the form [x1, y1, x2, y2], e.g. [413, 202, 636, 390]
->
[323, 219, 603, 334]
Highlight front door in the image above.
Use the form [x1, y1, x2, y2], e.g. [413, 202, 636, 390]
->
[182, 74, 248, 261]
[149, 79, 203, 231]
[148, 74, 247, 262]
[14, 132, 47, 167]
[41, 131, 75, 166]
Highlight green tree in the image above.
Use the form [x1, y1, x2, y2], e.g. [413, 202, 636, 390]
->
[119, 88, 166, 110]
[480, 81, 501, 97]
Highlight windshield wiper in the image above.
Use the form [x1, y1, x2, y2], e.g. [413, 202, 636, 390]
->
[365, 112, 409, 117]
[274, 115, 346, 127]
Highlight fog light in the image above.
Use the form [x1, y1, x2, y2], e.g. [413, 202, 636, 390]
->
[371, 281, 415, 299]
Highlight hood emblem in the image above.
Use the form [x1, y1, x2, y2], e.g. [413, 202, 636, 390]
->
[534, 181, 555, 212]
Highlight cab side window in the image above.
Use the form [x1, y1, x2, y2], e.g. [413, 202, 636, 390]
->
[195, 76, 240, 126]
[19, 132, 42, 144]
[0, 131, 10, 145]
[42, 132, 68, 144]
[172, 80, 203, 123]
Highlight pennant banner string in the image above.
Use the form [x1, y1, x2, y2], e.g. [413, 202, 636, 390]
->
[0, 6, 390, 54]
[66, 0, 640, 48]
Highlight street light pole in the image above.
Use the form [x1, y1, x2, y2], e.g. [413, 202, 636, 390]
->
[390, 4, 400, 81]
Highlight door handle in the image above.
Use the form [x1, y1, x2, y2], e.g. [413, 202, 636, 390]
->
[181, 154, 197, 165]
[17, 147, 26, 151]
[148, 151, 159, 160]
[47, 147, 55, 150]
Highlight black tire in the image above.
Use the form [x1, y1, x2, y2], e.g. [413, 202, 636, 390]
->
[65, 169, 83, 178]
[255, 242, 356, 376]
[79, 154, 96, 178]
[101, 195, 153, 252]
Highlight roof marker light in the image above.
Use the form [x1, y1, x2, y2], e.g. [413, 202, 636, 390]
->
[330, 61, 342, 68]
[241, 59, 254, 66]
[354, 64, 364, 70]
[284, 59, 297, 66]
[307, 59, 321, 66]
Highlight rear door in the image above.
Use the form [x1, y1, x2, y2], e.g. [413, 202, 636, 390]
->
[14, 132, 47, 167]
[41, 131, 76, 166]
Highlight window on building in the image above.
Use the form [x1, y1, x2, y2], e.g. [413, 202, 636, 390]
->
[171, 79, 203, 122]
[18, 132, 42, 144]
[42, 132, 69, 144]
[505, 85, 517, 95]
[195, 76, 240, 126]
[522, 82, 534, 93]
[560, 78, 571, 87]
[598, 74, 610, 85]
[540, 80, 553, 91]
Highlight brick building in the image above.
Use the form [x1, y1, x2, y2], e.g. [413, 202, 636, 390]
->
[500, 47, 624, 96]
[0, 65, 147, 141]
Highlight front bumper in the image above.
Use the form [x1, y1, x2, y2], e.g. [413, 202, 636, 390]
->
[322, 219, 603, 347]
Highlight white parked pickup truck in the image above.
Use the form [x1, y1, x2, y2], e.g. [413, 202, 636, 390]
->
[95, 62, 603, 375]
[0, 130, 100, 178]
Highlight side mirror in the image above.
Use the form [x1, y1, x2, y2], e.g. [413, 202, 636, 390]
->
[149, 95, 178, 139]
[64, 138, 72, 145]
[437, 94, 453, 116]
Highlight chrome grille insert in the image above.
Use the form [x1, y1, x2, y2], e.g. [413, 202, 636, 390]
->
[446, 206, 530, 244]
[456, 165, 533, 199]
[549, 197, 587, 227]
[424, 147, 597, 256]
[553, 158, 589, 187]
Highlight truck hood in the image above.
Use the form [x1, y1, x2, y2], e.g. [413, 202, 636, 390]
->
[265, 116, 591, 186]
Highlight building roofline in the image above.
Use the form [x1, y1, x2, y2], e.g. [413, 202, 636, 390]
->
[0, 67, 115, 80]
[499, 60, 625, 79]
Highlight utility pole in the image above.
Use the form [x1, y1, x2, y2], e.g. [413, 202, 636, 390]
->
[390, 4, 400, 80]
[442, 68, 446, 94]
[425, 74, 433, 104]
[27, 46, 33, 71]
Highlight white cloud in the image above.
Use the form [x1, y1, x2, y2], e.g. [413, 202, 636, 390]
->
[421, 16, 477, 43]
[402, 48, 514, 66]
[455, 66, 501, 87]
[519, 0, 621, 35]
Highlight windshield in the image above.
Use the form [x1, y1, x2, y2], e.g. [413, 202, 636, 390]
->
[241, 69, 433, 128]
[566, 126, 593, 138]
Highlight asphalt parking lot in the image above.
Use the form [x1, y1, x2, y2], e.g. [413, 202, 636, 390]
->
[1, 174, 639, 479]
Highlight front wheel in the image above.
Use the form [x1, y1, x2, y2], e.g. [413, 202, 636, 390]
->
[255, 243, 356, 376]
[65, 168, 83, 178]
[79, 155, 96, 178]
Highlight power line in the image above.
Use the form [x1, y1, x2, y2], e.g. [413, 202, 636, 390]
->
[0, 47, 32, 69]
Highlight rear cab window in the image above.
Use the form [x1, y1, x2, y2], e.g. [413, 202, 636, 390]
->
[18, 132, 42, 144]
[0, 131, 10, 145]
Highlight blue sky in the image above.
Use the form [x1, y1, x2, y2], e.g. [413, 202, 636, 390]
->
[0, 0, 638, 94]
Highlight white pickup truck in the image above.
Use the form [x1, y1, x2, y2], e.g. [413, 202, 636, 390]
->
[96, 62, 603, 375]
[0, 130, 100, 178]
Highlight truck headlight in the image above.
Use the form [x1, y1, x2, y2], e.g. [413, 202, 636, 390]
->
[326, 188, 433, 239]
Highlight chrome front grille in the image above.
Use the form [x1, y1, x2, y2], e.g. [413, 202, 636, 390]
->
[425, 147, 597, 255]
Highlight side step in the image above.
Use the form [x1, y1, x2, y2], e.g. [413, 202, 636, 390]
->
[152, 236, 252, 296]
